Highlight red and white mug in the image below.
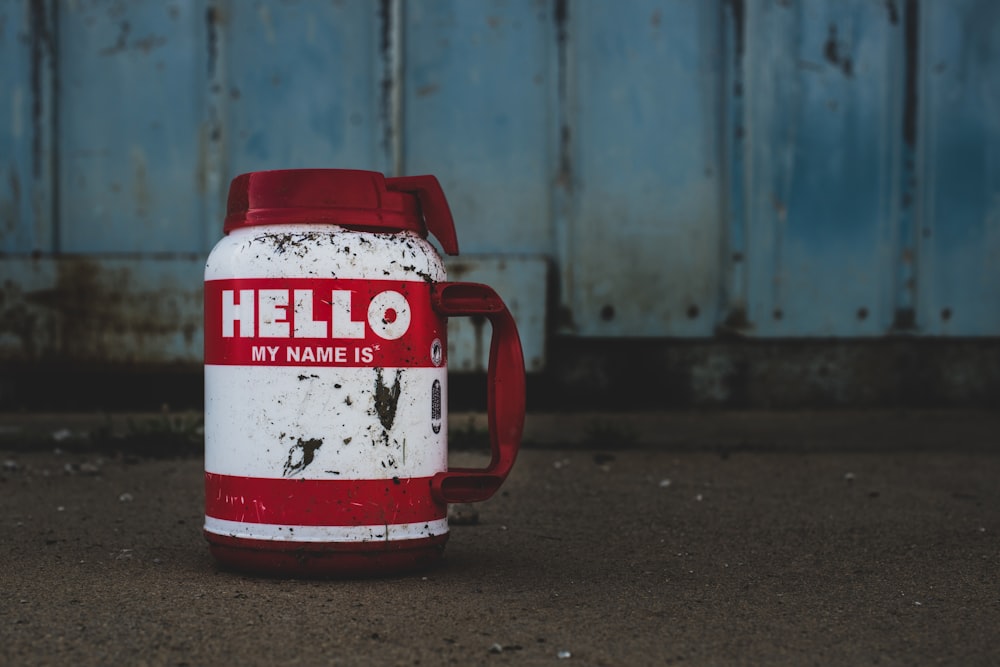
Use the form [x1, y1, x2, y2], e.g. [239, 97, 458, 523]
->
[203, 169, 525, 577]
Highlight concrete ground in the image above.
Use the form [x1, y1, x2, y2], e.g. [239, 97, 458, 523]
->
[1, 409, 998, 666]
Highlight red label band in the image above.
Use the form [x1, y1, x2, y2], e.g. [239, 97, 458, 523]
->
[204, 278, 446, 367]
[205, 472, 447, 527]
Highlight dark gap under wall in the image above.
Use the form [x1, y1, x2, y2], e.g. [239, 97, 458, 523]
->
[2, 338, 998, 411]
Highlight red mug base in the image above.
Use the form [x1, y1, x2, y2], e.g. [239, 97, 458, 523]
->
[205, 531, 449, 578]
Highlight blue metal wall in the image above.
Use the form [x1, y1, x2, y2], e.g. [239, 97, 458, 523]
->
[1, 0, 998, 370]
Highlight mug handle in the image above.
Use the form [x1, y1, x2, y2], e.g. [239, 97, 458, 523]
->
[429, 282, 525, 504]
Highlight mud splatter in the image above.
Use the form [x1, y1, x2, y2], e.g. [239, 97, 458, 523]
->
[373, 368, 402, 431]
[283, 437, 323, 476]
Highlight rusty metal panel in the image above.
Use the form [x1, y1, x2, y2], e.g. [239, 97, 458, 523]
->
[916, 0, 1000, 335]
[730, 0, 903, 337]
[0, 257, 203, 363]
[5, 0, 1000, 377]
[0, 254, 548, 373]
[560, 0, 725, 337]
[0, 0, 56, 255]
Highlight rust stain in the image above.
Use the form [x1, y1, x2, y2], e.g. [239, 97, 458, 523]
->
[446, 261, 470, 279]
[822, 24, 854, 78]
[2, 258, 202, 362]
[99, 20, 131, 56]
[133, 33, 166, 54]
[715, 306, 753, 337]
[415, 83, 440, 97]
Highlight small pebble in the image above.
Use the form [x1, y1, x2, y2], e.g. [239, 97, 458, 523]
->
[448, 503, 479, 526]
[79, 463, 101, 476]
[658, 479, 671, 488]
[557, 650, 572, 659]
[118, 493, 134, 503]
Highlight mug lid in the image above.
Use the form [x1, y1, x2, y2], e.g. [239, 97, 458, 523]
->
[223, 169, 459, 255]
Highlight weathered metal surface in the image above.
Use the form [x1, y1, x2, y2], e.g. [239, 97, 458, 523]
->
[732, 0, 903, 337]
[220, 0, 391, 176]
[915, 0, 1000, 335]
[0, 257, 203, 363]
[58, 0, 206, 253]
[1, 0, 1000, 379]
[402, 0, 554, 255]
[561, 0, 725, 338]
[0, 0, 56, 255]
[0, 252, 549, 373]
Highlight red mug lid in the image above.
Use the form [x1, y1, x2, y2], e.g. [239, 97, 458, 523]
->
[223, 168, 459, 255]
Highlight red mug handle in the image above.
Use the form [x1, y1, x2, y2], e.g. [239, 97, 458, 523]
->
[430, 282, 525, 504]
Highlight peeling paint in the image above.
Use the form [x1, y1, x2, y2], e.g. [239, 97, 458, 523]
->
[98, 20, 130, 56]
[822, 23, 854, 77]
